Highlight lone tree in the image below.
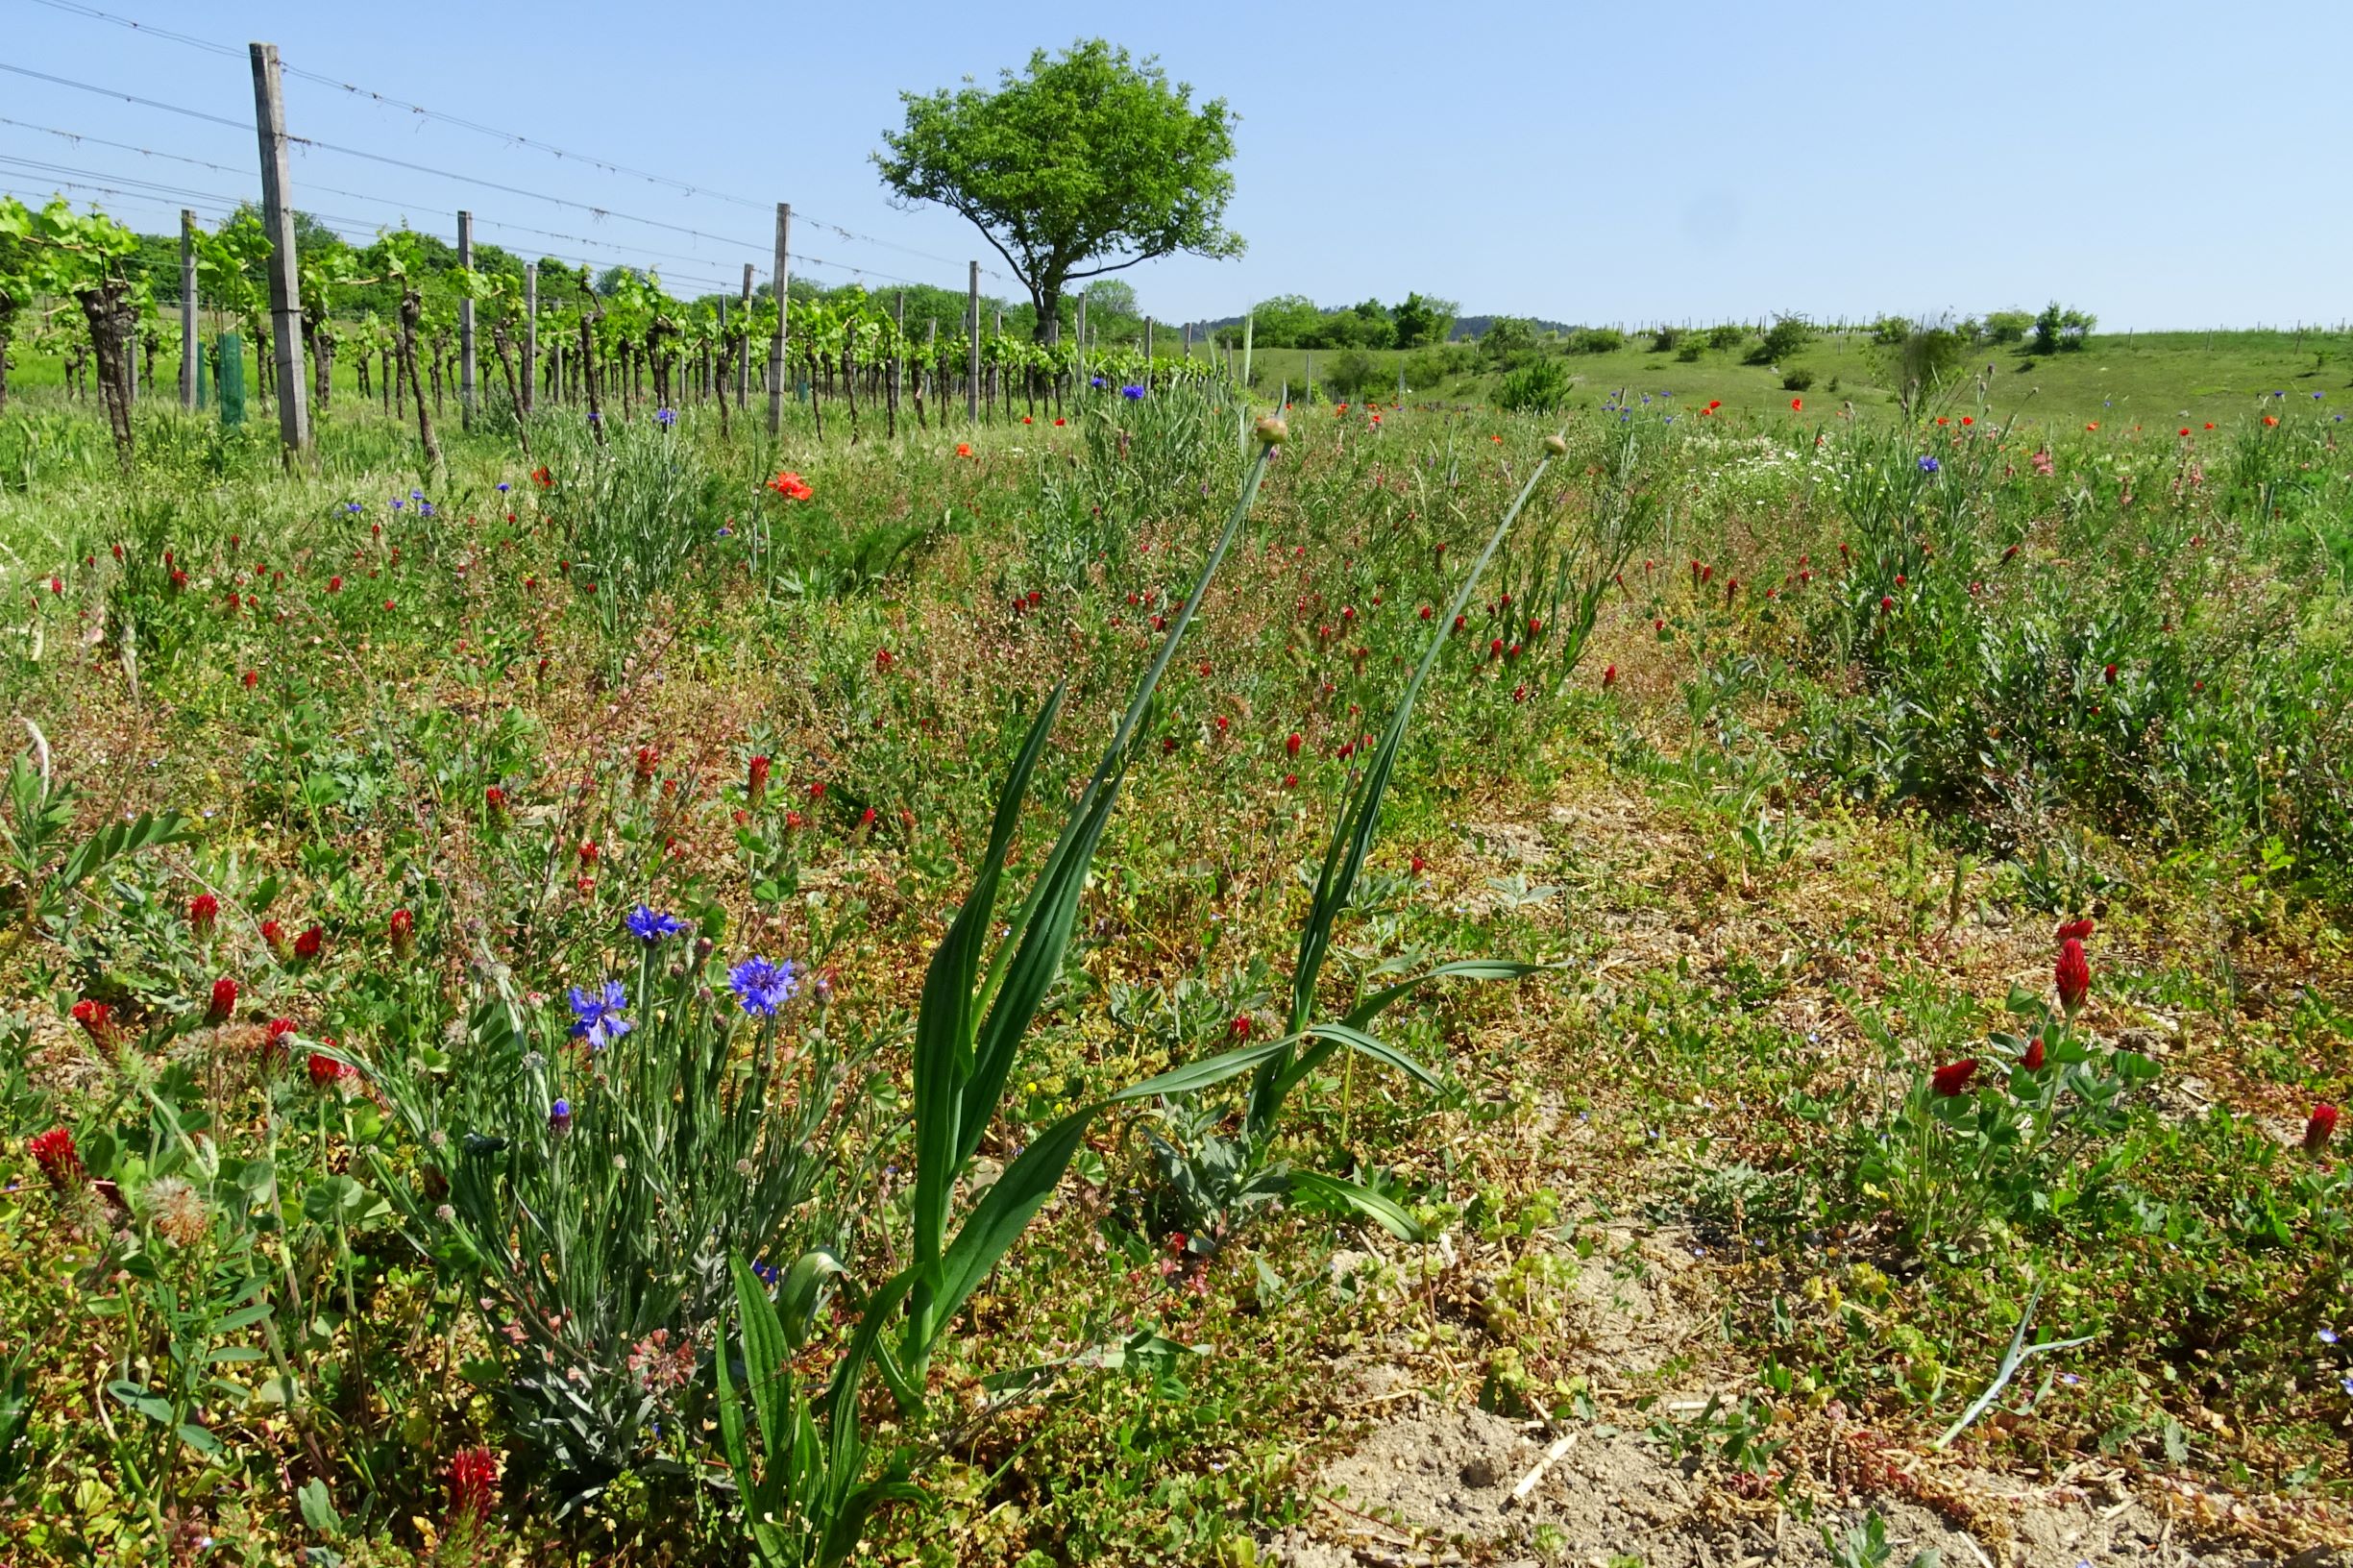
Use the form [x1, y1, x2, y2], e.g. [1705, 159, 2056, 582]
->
[875, 39, 1242, 344]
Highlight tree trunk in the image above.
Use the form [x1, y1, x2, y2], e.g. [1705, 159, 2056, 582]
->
[397, 288, 441, 468]
[76, 279, 139, 467]
[490, 317, 529, 457]
[577, 306, 605, 445]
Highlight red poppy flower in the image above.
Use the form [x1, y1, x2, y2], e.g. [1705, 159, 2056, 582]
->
[767, 471, 814, 502]
[530, 465, 553, 489]
[1791, 398, 1802, 411]
[956, 443, 973, 458]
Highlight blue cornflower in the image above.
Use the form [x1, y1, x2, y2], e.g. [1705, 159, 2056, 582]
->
[1918, 454, 1941, 474]
[550, 1097, 572, 1134]
[411, 489, 425, 501]
[587, 409, 601, 423]
[2342, 1373, 2353, 1397]
[655, 406, 676, 427]
[391, 498, 404, 512]
[1120, 384, 1145, 401]
[568, 980, 632, 1048]
[497, 480, 512, 493]
[717, 525, 734, 538]
[625, 904, 687, 943]
[2321, 1328, 2340, 1344]
[750, 1257, 780, 1284]
[728, 955, 798, 1018]
[1090, 376, 1106, 389]
[420, 502, 436, 517]
[344, 501, 363, 513]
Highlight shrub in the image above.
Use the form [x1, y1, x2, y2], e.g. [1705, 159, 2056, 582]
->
[1569, 327, 1625, 355]
[1648, 326, 1681, 354]
[1751, 314, 1815, 365]
[1984, 309, 2033, 344]
[1705, 323, 1747, 351]
[1781, 367, 1816, 392]
[1497, 356, 1572, 413]
[2031, 302, 2096, 354]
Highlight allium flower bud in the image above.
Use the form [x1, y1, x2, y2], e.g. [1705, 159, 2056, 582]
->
[1542, 433, 1568, 456]
[1254, 415, 1289, 446]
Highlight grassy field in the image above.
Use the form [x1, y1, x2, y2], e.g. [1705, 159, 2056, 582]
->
[0, 364, 2350, 1566]
[1230, 327, 2352, 431]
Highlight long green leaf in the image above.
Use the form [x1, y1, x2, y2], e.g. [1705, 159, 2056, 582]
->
[927, 1108, 1097, 1356]
[964, 445, 1277, 1150]
[908, 690, 1065, 1311]
[1340, 960, 1545, 1031]
[1253, 439, 1561, 1139]
[1289, 1170, 1427, 1242]
[730, 1254, 794, 1464]
[1266, 1020, 1446, 1104]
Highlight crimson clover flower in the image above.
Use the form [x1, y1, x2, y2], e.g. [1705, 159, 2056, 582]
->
[568, 981, 632, 1048]
[1931, 1059, 1979, 1096]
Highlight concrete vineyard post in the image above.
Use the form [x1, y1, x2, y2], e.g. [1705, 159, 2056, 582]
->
[523, 263, 537, 416]
[247, 41, 309, 457]
[967, 260, 980, 425]
[456, 209, 476, 429]
[1146, 316, 1154, 363]
[1076, 294, 1088, 388]
[992, 305, 1002, 417]
[765, 203, 791, 438]
[179, 209, 197, 410]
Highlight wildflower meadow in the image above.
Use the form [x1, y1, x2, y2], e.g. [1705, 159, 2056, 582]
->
[3, 31, 2353, 1568]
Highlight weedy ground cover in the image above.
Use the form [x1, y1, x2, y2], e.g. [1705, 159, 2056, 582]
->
[0, 364, 2349, 1565]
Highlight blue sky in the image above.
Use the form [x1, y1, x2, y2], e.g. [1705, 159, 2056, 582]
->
[3, 0, 2343, 330]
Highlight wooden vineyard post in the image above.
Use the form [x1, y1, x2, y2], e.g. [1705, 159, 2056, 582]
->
[1145, 316, 1154, 364]
[765, 203, 792, 438]
[1075, 293, 1088, 389]
[456, 209, 476, 429]
[522, 263, 537, 416]
[248, 42, 309, 456]
[738, 263, 754, 409]
[179, 209, 197, 410]
[919, 319, 935, 429]
[991, 305, 1002, 418]
[890, 292, 904, 439]
[966, 260, 980, 425]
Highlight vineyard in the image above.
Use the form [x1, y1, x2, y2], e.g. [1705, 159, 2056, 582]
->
[7, 20, 2353, 1568]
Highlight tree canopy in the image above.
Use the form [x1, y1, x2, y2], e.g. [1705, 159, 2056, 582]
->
[874, 38, 1242, 342]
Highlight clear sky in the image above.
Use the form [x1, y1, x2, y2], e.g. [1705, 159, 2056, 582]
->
[3, 0, 2344, 331]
